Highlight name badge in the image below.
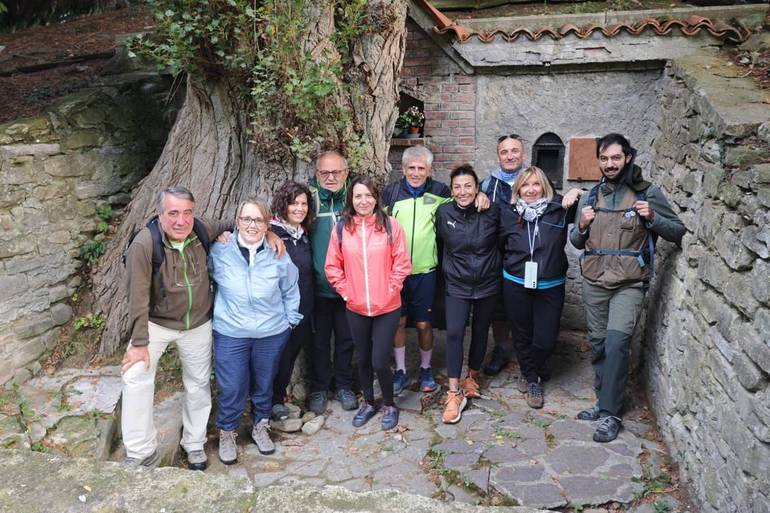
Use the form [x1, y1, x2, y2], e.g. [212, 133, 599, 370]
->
[524, 261, 538, 289]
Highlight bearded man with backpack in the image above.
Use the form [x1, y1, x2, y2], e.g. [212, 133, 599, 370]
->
[570, 134, 685, 443]
[120, 186, 282, 470]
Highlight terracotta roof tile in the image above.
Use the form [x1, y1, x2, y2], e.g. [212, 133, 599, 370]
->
[414, 0, 751, 44]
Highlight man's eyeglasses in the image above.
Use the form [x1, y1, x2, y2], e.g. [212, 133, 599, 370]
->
[497, 134, 523, 143]
[318, 169, 346, 178]
[238, 216, 266, 226]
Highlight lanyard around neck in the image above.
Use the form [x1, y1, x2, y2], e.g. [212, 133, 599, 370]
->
[526, 218, 539, 262]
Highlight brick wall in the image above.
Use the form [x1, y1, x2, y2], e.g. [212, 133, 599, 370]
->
[397, 20, 476, 182]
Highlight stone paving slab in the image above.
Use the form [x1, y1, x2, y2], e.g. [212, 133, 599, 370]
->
[196, 329, 674, 510]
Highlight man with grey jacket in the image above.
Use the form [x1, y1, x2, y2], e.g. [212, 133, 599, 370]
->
[570, 133, 685, 443]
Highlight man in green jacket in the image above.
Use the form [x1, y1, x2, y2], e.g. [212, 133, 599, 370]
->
[383, 146, 489, 395]
[307, 151, 358, 414]
[570, 133, 685, 443]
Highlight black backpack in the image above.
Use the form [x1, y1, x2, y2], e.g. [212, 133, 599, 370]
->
[123, 215, 212, 299]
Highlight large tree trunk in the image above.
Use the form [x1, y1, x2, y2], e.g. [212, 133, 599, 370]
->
[94, 0, 408, 354]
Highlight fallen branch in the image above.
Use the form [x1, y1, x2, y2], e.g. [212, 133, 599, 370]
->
[0, 50, 115, 77]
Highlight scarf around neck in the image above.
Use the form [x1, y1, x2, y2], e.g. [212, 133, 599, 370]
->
[515, 198, 548, 222]
[270, 218, 304, 240]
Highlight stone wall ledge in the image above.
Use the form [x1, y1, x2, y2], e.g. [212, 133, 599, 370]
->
[0, 143, 61, 157]
[669, 55, 770, 138]
[0, 448, 549, 513]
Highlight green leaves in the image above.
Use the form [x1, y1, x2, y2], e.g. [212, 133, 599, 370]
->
[136, 0, 371, 163]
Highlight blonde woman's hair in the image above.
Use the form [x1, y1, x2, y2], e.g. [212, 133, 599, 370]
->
[236, 196, 271, 223]
[510, 166, 554, 204]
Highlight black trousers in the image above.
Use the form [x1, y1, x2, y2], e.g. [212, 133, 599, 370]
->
[272, 320, 312, 405]
[311, 297, 354, 393]
[445, 294, 498, 379]
[503, 280, 565, 383]
[345, 308, 400, 407]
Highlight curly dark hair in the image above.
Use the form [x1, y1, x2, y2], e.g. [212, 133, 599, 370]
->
[270, 180, 315, 232]
[341, 175, 388, 234]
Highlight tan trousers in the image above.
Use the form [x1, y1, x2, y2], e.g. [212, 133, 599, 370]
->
[121, 320, 212, 459]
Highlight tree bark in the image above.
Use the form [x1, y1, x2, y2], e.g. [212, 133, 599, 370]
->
[93, 0, 407, 355]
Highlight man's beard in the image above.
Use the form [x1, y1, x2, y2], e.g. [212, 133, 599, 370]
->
[601, 167, 622, 182]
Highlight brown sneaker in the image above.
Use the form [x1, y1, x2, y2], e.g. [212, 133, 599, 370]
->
[442, 391, 467, 424]
[461, 375, 481, 399]
[526, 380, 544, 409]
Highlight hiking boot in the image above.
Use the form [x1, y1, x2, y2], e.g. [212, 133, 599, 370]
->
[393, 370, 410, 396]
[461, 375, 481, 399]
[123, 449, 160, 468]
[526, 380, 544, 409]
[419, 367, 438, 393]
[218, 430, 238, 465]
[335, 389, 358, 411]
[483, 350, 509, 376]
[187, 449, 208, 471]
[308, 391, 327, 415]
[252, 419, 275, 455]
[271, 403, 290, 421]
[442, 391, 467, 424]
[577, 405, 601, 421]
[352, 402, 377, 427]
[593, 415, 622, 443]
[381, 405, 400, 431]
[516, 375, 528, 394]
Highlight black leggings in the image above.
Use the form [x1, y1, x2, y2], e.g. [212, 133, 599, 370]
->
[503, 280, 565, 383]
[445, 295, 498, 379]
[345, 308, 401, 406]
[272, 320, 312, 405]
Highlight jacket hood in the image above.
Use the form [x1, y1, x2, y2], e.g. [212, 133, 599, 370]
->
[600, 147, 650, 192]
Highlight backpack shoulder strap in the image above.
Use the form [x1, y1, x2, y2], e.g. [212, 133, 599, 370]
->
[146, 216, 164, 276]
[192, 217, 211, 254]
[586, 184, 600, 209]
[336, 220, 344, 250]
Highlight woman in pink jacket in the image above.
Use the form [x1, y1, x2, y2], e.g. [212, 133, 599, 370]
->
[325, 175, 411, 430]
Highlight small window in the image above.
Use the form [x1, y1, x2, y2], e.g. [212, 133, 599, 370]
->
[532, 132, 565, 190]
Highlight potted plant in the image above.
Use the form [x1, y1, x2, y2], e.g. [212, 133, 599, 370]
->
[397, 106, 425, 138]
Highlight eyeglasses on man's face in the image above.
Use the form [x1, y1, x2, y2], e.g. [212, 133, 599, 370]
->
[238, 216, 266, 226]
[317, 169, 346, 179]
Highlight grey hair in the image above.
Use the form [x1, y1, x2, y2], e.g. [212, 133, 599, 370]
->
[157, 186, 195, 213]
[236, 196, 271, 223]
[315, 150, 348, 170]
[402, 145, 433, 168]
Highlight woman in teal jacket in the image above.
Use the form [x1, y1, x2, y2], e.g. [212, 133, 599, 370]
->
[208, 197, 301, 465]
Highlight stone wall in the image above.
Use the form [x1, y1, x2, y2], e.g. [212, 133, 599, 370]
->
[0, 70, 173, 385]
[644, 55, 770, 513]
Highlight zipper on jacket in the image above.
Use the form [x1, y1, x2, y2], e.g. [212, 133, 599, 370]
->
[410, 198, 417, 262]
[361, 220, 372, 316]
[179, 245, 193, 330]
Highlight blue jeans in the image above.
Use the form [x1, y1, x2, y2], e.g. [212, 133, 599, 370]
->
[214, 329, 290, 430]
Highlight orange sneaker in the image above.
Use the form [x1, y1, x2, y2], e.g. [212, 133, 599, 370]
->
[462, 375, 481, 399]
[442, 391, 467, 424]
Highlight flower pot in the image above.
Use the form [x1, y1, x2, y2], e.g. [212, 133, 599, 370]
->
[405, 126, 421, 139]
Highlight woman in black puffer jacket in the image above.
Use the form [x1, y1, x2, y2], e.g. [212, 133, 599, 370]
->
[436, 164, 501, 425]
[499, 166, 583, 410]
[269, 181, 315, 421]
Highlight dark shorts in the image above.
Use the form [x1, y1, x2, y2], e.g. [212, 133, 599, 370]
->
[400, 270, 437, 323]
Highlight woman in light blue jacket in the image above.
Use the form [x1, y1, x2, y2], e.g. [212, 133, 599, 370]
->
[209, 197, 301, 465]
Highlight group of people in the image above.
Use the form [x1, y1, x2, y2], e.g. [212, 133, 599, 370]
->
[119, 132, 684, 471]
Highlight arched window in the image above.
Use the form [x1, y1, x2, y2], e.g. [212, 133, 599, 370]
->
[532, 132, 565, 190]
